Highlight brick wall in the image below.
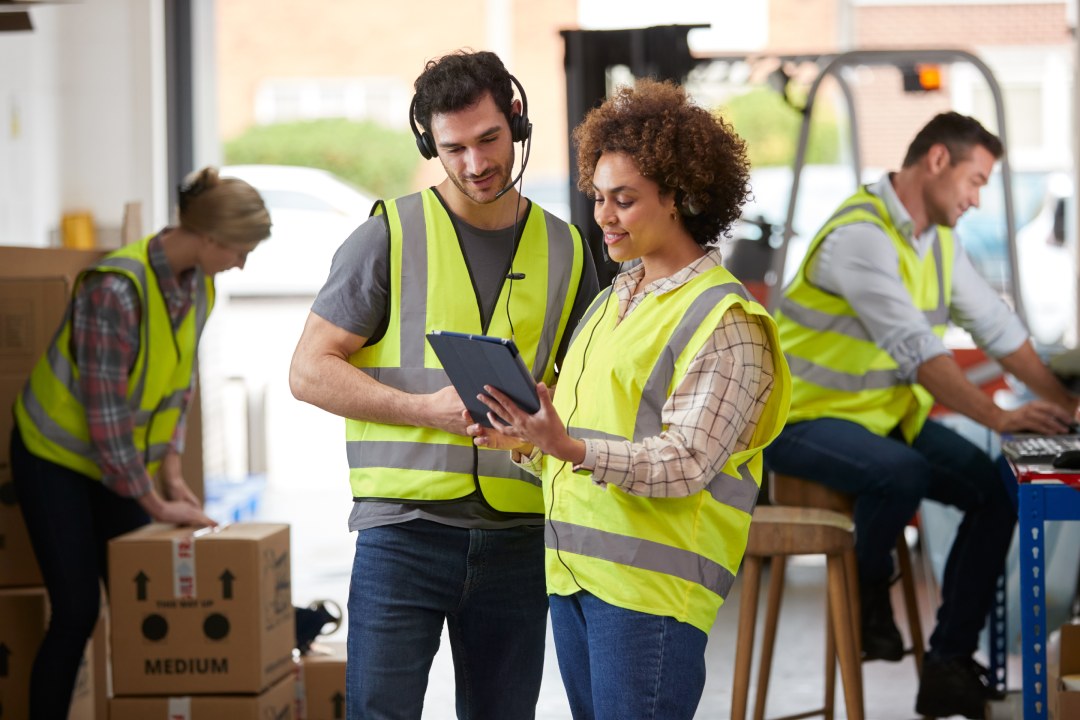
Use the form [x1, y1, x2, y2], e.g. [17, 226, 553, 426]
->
[851, 3, 1070, 168]
[856, 3, 1070, 48]
[767, 0, 840, 53]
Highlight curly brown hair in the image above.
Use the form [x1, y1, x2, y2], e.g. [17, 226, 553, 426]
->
[573, 78, 750, 246]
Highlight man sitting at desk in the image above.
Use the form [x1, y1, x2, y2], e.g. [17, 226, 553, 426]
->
[763, 111, 1079, 719]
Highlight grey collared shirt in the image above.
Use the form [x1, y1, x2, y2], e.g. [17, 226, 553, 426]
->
[803, 174, 1028, 383]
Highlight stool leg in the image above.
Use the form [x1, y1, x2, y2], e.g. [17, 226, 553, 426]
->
[845, 547, 862, 661]
[732, 555, 764, 720]
[827, 553, 865, 720]
[752, 557, 787, 720]
[825, 584, 836, 720]
[843, 547, 866, 714]
[896, 535, 925, 674]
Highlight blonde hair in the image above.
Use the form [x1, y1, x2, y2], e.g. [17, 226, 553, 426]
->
[178, 166, 271, 247]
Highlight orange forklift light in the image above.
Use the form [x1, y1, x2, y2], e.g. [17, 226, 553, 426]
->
[902, 64, 942, 93]
[917, 64, 942, 90]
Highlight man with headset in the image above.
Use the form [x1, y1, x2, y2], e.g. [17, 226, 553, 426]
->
[290, 49, 598, 718]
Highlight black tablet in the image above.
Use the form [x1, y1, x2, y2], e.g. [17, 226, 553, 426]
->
[426, 330, 540, 428]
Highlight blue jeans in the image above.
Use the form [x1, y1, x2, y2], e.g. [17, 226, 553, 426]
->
[763, 418, 1016, 658]
[345, 519, 547, 720]
[549, 591, 708, 720]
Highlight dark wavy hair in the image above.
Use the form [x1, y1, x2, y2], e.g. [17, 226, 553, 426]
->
[902, 111, 1003, 168]
[573, 78, 751, 246]
[412, 50, 515, 135]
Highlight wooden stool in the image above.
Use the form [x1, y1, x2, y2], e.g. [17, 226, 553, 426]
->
[769, 472, 927, 674]
[732, 505, 865, 720]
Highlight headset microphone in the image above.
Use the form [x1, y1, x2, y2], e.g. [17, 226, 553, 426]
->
[506, 272, 526, 280]
[494, 123, 532, 201]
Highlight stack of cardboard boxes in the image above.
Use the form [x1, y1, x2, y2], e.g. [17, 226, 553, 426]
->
[0, 246, 327, 719]
[107, 523, 297, 719]
[0, 247, 113, 720]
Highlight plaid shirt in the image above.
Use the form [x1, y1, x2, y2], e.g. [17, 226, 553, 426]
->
[520, 247, 776, 497]
[72, 232, 198, 497]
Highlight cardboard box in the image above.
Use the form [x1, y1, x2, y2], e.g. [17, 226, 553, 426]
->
[1055, 623, 1080, 720]
[0, 588, 47, 719]
[0, 276, 70, 588]
[109, 667, 297, 720]
[0, 587, 105, 720]
[297, 643, 346, 720]
[109, 522, 294, 696]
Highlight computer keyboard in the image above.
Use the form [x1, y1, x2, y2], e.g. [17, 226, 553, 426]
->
[1001, 434, 1080, 464]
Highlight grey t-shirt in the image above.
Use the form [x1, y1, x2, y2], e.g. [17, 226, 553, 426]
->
[310, 192, 598, 531]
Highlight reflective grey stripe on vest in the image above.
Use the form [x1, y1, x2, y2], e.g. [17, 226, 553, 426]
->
[145, 441, 171, 465]
[19, 386, 94, 458]
[568, 426, 624, 443]
[361, 367, 449, 394]
[346, 440, 539, 485]
[97, 256, 153, 403]
[824, 201, 881, 227]
[532, 210, 575, 376]
[545, 519, 736, 599]
[634, 283, 749, 441]
[707, 464, 759, 514]
[777, 298, 873, 341]
[398, 193, 429, 366]
[134, 388, 189, 425]
[786, 354, 903, 392]
[568, 287, 613, 347]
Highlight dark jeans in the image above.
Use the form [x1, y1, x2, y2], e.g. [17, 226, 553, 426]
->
[346, 519, 548, 720]
[763, 417, 1016, 658]
[10, 427, 150, 719]
[549, 591, 708, 720]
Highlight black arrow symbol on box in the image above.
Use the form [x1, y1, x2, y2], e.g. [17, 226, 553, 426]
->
[134, 571, 149, 601]
[220, 569, 235, 599]
[332, 691, 344, 719]
[0, 642, 10, 677]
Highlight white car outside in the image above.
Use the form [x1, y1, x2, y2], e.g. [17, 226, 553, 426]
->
[1016, 172, 1075, 347]
[216, 164, 376, 297]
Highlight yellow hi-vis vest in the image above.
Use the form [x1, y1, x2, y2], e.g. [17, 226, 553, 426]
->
[543, 264, 791, 633]
[14, 235, 214, 480]
[775, 186, 955, 443]
[346, 189, 586, 513]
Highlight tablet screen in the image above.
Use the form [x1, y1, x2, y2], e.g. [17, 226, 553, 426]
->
[426, 330, 540, 429]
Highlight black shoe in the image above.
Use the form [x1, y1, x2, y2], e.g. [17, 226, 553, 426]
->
[961, 657, 1007, 702]
[294, 599, 342, 655]
[859, 580, 904, 662]
[915, 654, 991, 719]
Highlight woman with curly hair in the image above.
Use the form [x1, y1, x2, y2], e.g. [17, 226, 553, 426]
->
[467, 78, 792, 719]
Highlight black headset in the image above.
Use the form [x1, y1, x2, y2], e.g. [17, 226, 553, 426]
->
[409, 74, 531, 160]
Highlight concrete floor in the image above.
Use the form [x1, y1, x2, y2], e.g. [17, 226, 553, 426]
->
[259, 475, 1025, 720]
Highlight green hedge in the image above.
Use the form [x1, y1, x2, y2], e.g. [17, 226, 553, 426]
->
[722, 88, 842, 168]
[223, 118, 419, 199]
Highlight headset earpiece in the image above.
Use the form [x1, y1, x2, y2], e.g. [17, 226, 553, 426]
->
[409, 95, 437, 160]
[508, 74, 531, 144]
[409, 74, 531, 160]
